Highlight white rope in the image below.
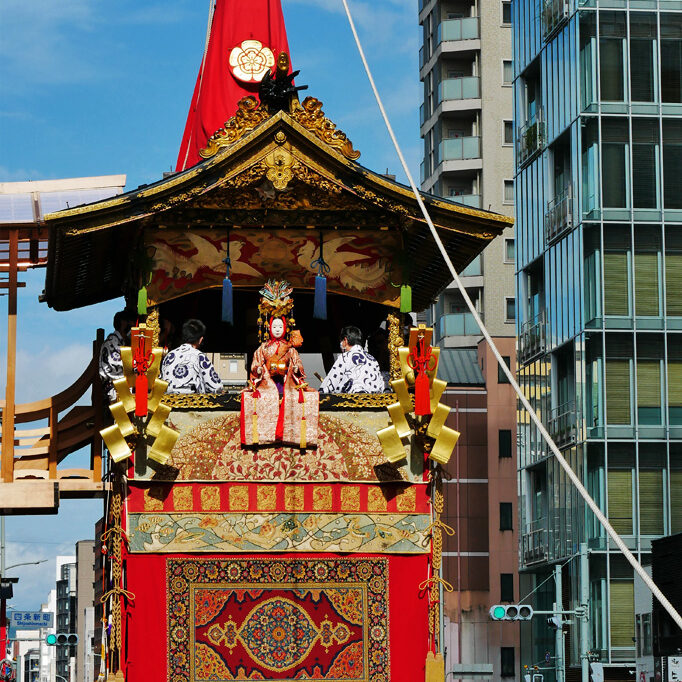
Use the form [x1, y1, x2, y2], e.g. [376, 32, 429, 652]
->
[179, 0, 215, 171]
[340, 0, 682, 631]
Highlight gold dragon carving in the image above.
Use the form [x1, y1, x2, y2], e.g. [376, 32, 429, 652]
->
[200, 96, 270, 159]
[291, 97, 361, 161]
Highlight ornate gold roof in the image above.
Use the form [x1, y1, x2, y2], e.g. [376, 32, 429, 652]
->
[43, 95, 512, 312]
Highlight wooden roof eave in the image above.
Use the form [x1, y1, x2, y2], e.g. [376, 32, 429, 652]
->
[43, 106, 513, 311]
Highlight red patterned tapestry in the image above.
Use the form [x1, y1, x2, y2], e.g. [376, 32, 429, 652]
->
[147, 229, 401, 307]
[168, 557, 389, 682]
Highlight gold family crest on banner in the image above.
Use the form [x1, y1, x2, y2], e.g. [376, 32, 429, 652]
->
[377, 324, 460, 466]
[99, 323, 179, 465]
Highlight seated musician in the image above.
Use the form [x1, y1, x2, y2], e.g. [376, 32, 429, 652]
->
[161, 319, 223, 394]
[319, 326, 386, 394]
[99, 309, 134, 403]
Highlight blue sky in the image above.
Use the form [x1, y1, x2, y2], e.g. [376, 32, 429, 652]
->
[0, 1, 422, 610]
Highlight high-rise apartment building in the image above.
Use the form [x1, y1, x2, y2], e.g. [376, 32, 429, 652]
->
[512, 0, 682, 678]
[419, 0, 516, 348]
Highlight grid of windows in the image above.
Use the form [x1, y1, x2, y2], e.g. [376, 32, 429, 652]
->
[514, 0, 682, 666]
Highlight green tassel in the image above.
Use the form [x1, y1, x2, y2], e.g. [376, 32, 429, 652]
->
[400, 284, 412, 313]
[137, 286, 148, 315]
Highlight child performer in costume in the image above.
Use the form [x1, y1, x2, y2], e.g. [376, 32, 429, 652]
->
[241, 280, 318, 447]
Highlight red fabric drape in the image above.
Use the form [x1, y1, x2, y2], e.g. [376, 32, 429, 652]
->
[176, 0, 291, 171]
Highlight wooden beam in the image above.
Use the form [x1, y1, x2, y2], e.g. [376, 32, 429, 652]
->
[1, 230, 17, 482]
[0, 481, 59, 514]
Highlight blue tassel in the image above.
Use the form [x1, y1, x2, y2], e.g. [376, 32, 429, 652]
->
[400, 284, 412, 313]
[313, 275, 327, 320]
[222, 277, 234, 324]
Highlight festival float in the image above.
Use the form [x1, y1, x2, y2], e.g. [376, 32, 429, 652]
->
[0, 1, 514, 680]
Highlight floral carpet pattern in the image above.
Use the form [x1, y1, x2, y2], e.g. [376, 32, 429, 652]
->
[145, 412, 405, 482]
[168, 557, 389, 682]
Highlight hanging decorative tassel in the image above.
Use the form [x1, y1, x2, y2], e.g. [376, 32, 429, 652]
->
[222, 228, 234, 324]
[400, 284, 412, 313]
[131, 326, 153, 418]
[137, 285, 148, 316]
[311, 231, 330, 320]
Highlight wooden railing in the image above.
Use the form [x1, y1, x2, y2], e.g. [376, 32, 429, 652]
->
[0, 329, 104, 492]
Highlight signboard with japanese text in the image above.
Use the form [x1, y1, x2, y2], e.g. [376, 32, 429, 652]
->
[9, 612, 52, 629]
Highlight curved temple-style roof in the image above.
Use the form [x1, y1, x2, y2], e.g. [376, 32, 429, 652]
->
[43, 95, 513, 312]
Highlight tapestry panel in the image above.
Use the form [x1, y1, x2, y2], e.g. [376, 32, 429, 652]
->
[129, 512, 430, 553]
[147, 229, 401, 307]
[167, 557, 389, 682]
[136, 411, 406, 482]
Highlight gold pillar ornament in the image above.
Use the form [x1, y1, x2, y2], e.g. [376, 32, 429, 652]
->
[377, 324, 460, 466]
[98, 323, 178, 466]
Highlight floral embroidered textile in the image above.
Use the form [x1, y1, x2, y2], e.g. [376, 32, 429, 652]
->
[167, 557, 389, 682]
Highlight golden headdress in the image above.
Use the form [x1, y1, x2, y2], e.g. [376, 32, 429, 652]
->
[258, 279, 296, 341]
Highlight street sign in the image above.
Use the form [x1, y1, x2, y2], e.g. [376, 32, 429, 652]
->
[9, 612, 53, 629]
[669, 656, 682, 682]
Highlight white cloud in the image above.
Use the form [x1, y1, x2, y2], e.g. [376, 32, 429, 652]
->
[0, 343, 92, 405]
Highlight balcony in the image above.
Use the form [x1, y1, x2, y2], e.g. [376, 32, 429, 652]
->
[438, 136, 481, 164]
[519, 311, 546, 363]
[522, 519, 548, 566]
[542, 0, 570, 38]
[449, 193, 482, 209]
[438, 312, 481, 339]
[438, 17, 480, 44]
[544, 184, 573, 244]
[437, 77, 480, 104]
[548, 400, 577, 448]
[516, 108, 545, 166]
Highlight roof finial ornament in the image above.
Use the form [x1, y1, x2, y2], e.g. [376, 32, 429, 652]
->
[258, 52, 308, 114]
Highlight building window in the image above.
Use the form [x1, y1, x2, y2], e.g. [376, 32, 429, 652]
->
[663, 120, 682, 209]
[503, 120, 514, 145]
[662, 14, 682, 103]
[502, 1, 512, 25]
[499, 429, 512, 458]
[502, 60, 513, 85]
[500, 502, 513, 530]
[505, 297, 516, 322]
[504, 238, 515, 262]
[602, 118, 630, 209]
[599, 12, 627, 102]
[503, 179, 514, 203]
[500, 573, 514, 601]
[500, 647, 515, 677]
[498, 356, 511, 383]
[630, 13, 657, 103]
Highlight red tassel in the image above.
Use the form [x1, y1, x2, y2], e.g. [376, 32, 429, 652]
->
[414, 371, 431, 416]
[298, 387, 305, 404]
[135, 373, 148, 417]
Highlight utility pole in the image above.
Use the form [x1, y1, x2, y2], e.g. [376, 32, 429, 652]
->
[580, 543, 590, 682]
[554, 563, 565, 682]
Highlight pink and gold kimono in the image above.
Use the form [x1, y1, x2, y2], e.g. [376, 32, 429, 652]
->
[240, 318, 319, 448]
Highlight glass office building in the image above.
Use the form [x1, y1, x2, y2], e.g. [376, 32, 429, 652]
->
[512, 0, 682, 677]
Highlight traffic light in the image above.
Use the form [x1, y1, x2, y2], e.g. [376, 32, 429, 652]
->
[45, 633, 78, 646]
[489, 604, 534, 621]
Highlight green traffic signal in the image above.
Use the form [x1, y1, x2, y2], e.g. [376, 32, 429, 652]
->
[492, 606, 506, 619]
[45, 634, 57, 645]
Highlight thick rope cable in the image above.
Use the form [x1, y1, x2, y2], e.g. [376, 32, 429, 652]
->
[340, 0, 682, 631]
[179, 0, 215, 171]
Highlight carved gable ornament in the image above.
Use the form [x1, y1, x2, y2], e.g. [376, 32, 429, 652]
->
[200, 96, 361, 162]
